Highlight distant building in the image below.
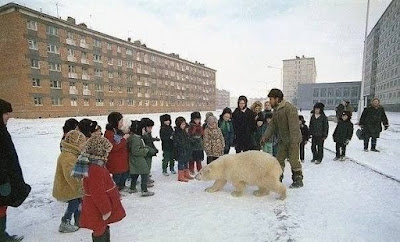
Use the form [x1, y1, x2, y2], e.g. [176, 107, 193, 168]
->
[283, 56, 317, 104]
[216, 89, 230, 110]
[362, 0, 400, 111]
[297, 81, 361, 111]
[248, 97, 267, 107]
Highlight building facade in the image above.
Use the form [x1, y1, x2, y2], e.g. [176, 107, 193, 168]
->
[297, 81, 361, 111]
[216, 89, 230, 110]
[362, 0, 400, 111]
[282, 56, 317, 104]
[0, 3, 216, 118]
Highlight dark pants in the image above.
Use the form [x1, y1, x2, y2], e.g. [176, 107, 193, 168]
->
[300, 142, 305, 161]
[311, 137, 325, 161]
[207, 156, 219, 164]
[224, 146, 230, 154]
[62, 198, 81, 222]
[178, 160, 188, 170]
[130, 174, 149, 192]
[112, 172, 129, 190]
[162, 150, 175, 171]
[336, 143, 346, 157]
[235, 145, 250, 153]
[364, 137, 377, 150]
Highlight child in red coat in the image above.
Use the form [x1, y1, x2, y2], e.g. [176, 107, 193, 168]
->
[72, 135, 126, 241]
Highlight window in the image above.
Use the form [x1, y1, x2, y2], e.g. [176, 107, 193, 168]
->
[313, 89, 319, 97]
[46, 26, 58, 36]
[127, 87, 133, 93]
[68, 48, 75, 56]
[47, 44, 59, 54]
[107, 43, 112, 50]
[127, 99, 134, 106]
[93, 54, 102, 63]
[95, 84, 104, 92]
[83, 83, 89, 90]
[343, 87, 350, 97]
[68, 65, 76, 73]
[28, 39, 38, 50]
[126, 49, 132, 55]
[31, 59, 40, 69]
[67, 32, 74, 39]
[32, 78, 40, 87]
[328, 99, 334, 105]
[33, 97, 42, 106]
[109, 85, 113, 92]
[328, 88, 334, 97]
[71, 98, 77, 106]
[127, 61, 133, 68]
[118, 99, 124, 106]
[109, 99, 114, 106]
[351, 87, 359, 97]
[108, 58, 113, 65]
[27, 20, 37, 30]
[49, 63, 61, 72]
[118, 59, 122, 66]
[94, 69, 103, 77]
[51, 97, 62, 106]
[320, 88, 326, 97]
[84, 98, 90, 106]
[108, 72, 113, 79]
[94, 39, 101, 48]
[50, 80, 62, 89]
[118, 85, 123, 93]
[117, 46, 121, 53]
[336, 88, 342, 96]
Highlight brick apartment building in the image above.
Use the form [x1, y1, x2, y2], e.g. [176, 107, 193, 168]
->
[0, 3, 216, 118]
[216, 89, 230, 110]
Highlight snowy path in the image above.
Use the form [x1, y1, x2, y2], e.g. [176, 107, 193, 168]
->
[5, 111, 400, 241]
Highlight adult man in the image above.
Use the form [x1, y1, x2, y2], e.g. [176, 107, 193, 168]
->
[261, 89, 303, 188]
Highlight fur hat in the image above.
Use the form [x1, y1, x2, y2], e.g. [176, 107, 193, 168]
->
[130, 120, 142, 135]
[78, 119, 98, 138]
[221, 107, 232, 116]
[342, 111, 352, 118]
[268, 89, 284, 99]
[64, 130, 86, 147]
[175, 116, 186, 128]
[63, 118, 79, 134]
[106, 112, 123, 130]
[191, 112, 201, 121]
[140, 118, 154, 127]
[84, 135, 113, 160]
[0, 99, 12, 127]
[313, 102, 325, 111]
[160, 114, 171, 124]
[206, 115, 218, 126]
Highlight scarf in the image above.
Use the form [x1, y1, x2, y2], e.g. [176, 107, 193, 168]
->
[71, 152, 106, 179]
[220, 120, 231, 134]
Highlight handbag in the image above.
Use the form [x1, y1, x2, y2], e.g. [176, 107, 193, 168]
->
[356, 128, 365, 140]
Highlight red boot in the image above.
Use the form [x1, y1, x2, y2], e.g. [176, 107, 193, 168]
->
[184, 169, 194, 180]
[178, 170, 188, 182]
[196, 161, 202, 171]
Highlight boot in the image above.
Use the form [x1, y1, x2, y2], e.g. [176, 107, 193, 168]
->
[1, 216, 24, 241]
[92, 228, 109, 242]
[59, 218, 79, 233]
[196, 161, 203, 172]
[169, 161, 176, 174]
[189, 162, 195, 174]
[289, 170, 304, 188]
[141, 191, 155, 197]
[162, 169, 169, 176]
[184, 169, 194, 180]
[170, 167, 176, 174]
[73, 211, 80, 227]
[178, 170, 188, 182]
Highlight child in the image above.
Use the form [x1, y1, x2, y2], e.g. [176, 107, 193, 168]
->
[333, 111, 354, 161]
[261, 112, 277, 156]
[218, 108, 234, 154]
[160, 114, 176, 176]
[188, 112, 204, 175]
[309, 102, 329, 164]
[173, 117, 192, 182]
[202, 112, 214, 130]
[299, 115, 310, 163]
[141, 118, 159, 183]
[104, 112, 130, 191]
[60, 118, 78, 150]
[53, 130, 86, 233]
[127, 121, 155, 196]
[254, 115, 267, 150]
[72, 136, 125, 241]
[204, 116, 225, 164]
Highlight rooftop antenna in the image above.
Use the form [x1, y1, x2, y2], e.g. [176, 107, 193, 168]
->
[40, 8, 42, 13]
[56, 2, 59, 18]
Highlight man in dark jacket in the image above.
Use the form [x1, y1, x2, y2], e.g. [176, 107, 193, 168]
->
[309, 102, 329, 164]
[261, 89, 303, 188]
[359, 98, 389, 152]
[0, 99, 31, 241]
[232, 96, 256, 153]
[160, 114, 175, 176]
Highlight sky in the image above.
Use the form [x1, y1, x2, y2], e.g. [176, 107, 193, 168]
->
[1, 0, 393, 97]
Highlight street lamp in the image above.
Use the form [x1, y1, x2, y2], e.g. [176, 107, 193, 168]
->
[267, 65, 283, 90]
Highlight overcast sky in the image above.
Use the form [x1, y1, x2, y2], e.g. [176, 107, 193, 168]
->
[2, 0, 393, 97]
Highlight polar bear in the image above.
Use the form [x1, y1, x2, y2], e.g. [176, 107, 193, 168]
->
[195, 150, 286, 200]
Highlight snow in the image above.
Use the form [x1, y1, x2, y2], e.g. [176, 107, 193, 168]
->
[4, 111, 400, 241]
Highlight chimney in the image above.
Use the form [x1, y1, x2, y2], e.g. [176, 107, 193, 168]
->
[134, 40, 141, 45]
[67, 17, 76, 24]
[128, 37, 131, 42]
[78, 23, 87, 28]
[302, 55, 305, 58]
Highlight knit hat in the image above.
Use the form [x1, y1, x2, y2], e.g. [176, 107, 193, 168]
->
[64, 130, 86, 147]
[84, 135, 113, 160]
[206, 115, 218, 127]
[160, 114, 171, 124]
[191, 112, 201, 121]
[106, 112, 123, 130]
[63, 118, 79, 134]
[175, 116, 186, 128]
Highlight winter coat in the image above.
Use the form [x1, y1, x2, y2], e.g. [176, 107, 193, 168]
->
[80, 164, 126, 231]
[173, 128, 191, 162]
[300, 124, 310, 144]
[262, 100, 302, 145]
[0, 125, 31, 207]
[232, 108, 256, 149]
[160, 125, 174, 152]
[218, 120, 234, 149]
[188, 123, 204, 151]
[104, 130, 129, 174]
[203, 127, 225, 157]
[336, 104, 345, 119]
[254, 124, 267, 150]
[127, 135, 150, 175]
[309, 114, 329, 138]
[262, 110, 273, 120]
[52, 141, 82, 202]
[359, 106, 389, 138]
[333, 120, 354, 143]
[142, 133, 159, 158]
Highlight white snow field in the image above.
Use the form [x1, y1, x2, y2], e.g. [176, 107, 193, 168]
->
[4, 111, 400, 242]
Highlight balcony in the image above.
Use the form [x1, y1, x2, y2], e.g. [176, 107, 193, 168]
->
[145, 94, 150, 98]
[80, 41, 89, 49]
[137, 93, 143, 97]
[82, 74, 90, 80]
[66, 39, 76, 46]
[67, 56, 77, 62]
[83, 90, 91, 96]
[69, 87, 78, 95]
[144, 82, 150, 87]
[81, 58, 89, 65]
[137, 82, 143, 86]
[68, 73, 78, 79]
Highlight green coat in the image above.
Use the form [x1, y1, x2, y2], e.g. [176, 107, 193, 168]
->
[262, 100, 302, 145]
[127, 134, 150, 175]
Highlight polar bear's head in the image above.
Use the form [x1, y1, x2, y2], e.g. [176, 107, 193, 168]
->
[195, 157, 223, 181]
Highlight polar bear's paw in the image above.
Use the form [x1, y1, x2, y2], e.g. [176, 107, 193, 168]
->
[253, 189, 269, 197]
[205, 187, 219, 193]
[231, 191, 243, 197]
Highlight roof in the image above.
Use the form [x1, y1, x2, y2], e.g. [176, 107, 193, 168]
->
[366, 0, 396, 39]
[298, 81, 361, 87]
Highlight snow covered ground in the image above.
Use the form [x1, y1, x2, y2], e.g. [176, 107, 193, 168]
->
[5, 111, 400, 242]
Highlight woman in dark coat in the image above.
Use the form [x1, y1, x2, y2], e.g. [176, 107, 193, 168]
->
[359, 98, 389, 152]
[0, 99, 31, 241]
[232, 96, 255, 153]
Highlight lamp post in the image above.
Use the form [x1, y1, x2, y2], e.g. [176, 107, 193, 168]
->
[267, 65, 283, 90]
